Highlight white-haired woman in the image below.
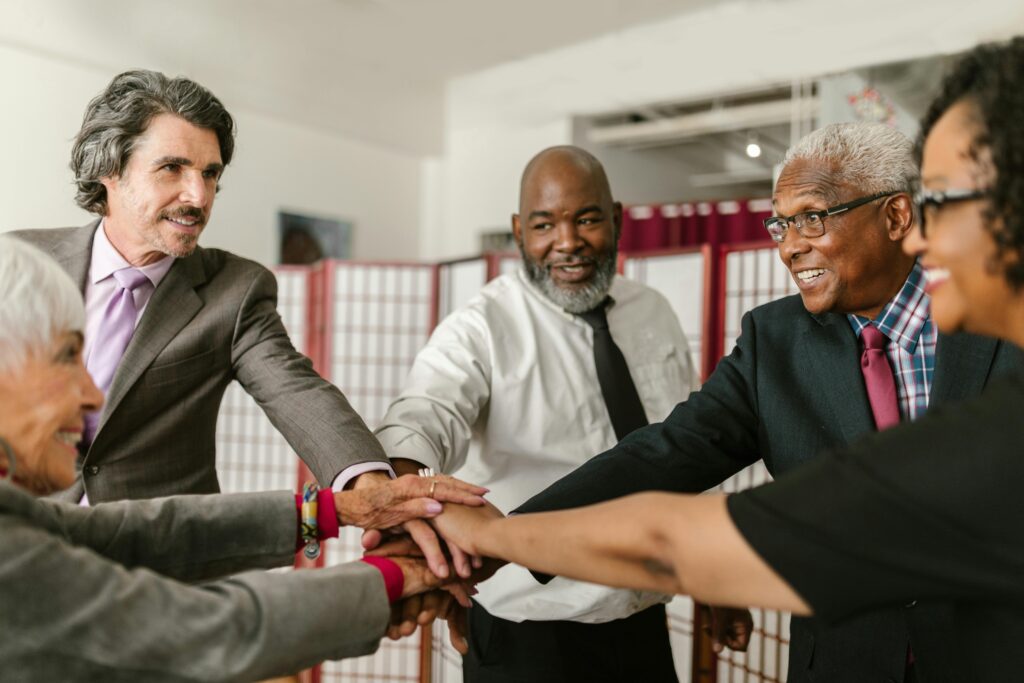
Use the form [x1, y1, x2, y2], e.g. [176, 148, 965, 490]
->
[0, 236, 485, 681]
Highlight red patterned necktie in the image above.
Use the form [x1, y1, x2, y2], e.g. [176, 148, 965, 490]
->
[859, 325, 900, 431]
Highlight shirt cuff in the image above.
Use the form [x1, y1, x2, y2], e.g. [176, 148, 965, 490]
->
[331, 462, 396, 492]
[361, 556, 405, 603]
[375, 427, 444, 474]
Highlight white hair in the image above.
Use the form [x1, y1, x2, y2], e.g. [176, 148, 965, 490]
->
[0, 236, 85, 374]
[783, 122, 918, 195]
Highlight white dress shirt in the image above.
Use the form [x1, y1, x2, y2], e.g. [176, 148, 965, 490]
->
[376, 268, 698, 623]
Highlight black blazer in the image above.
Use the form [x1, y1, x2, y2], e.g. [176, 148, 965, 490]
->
[516, 294, 1024, 683]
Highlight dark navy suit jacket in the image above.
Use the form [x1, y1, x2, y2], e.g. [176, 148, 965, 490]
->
[516, 294, 1024, 683]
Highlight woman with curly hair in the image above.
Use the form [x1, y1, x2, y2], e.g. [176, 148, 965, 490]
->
[425, 36, 1024, 681]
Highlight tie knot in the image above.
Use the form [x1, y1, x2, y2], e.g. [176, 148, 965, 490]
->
[112, 267, 150, 292]
[860, 324, 889, 351]
[578, 303, 609, 331]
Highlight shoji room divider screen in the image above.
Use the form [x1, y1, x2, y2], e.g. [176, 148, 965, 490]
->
[215, 241, 797, 683]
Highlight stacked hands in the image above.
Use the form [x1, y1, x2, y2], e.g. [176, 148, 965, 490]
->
[336, 462, 505, 654]
[338, 464, 752, 655]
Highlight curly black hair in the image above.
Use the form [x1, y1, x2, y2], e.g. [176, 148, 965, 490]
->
[918, 36, 1024, 289]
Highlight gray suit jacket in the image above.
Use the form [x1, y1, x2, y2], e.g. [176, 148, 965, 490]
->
[0, 479, 389, 681]
[12, 223, 388, 502]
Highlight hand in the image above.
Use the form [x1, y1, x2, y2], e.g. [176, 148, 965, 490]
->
[334, 473, 487, 530]
[430, 499, 505, 558]
[444, 601, 470, 655]
[361, 459, 489, 580]
[702, 604, 753, 653]
[364, 523, 486, 582]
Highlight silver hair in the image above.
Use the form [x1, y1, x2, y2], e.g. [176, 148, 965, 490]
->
[0, 237, 85, 375]
[783, 122, 918, 195]
[71, 69, 236, 215]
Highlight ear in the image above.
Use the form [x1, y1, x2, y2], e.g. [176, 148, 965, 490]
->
[885, 193, 914, 242]
[612, 201, 623, 240]
[511, 213, 523, 247]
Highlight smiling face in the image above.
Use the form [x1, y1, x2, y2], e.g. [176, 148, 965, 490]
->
[773, 158, 916, 319]
[512, 149, 622, 313]
[902, 99, 1017, 338]
[101, 113, 224, 266]
[0, 331, 103, 495]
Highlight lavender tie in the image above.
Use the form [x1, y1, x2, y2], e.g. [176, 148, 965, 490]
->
[83, 267, 151, 445]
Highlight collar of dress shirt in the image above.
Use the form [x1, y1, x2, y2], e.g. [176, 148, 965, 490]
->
[847, 260, 930, 354]
[514, 266, 620, 322]
[90, 220, 176, 288]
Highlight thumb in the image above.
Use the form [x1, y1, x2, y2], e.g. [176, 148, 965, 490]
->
[362, 528, 384, 550]
[402, 497, 444, 520]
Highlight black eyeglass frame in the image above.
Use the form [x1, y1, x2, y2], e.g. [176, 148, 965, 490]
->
[763, 190, 898, 243]
[913, 187, 989, 237]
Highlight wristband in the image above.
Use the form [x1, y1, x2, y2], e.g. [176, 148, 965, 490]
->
[300, 482, 321, 560]
[361, 556, 405, 603]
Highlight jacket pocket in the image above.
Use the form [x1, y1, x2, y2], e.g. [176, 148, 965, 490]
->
[144, 348, 220, 387]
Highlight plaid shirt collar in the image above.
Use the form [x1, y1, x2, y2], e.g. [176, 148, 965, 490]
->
[847, 261, 930, 354]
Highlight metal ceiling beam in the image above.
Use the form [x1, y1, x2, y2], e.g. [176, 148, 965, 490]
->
[588, 97, 820, 147]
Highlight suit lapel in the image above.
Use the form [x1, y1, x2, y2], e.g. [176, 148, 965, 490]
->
[802, 312, 876, 442]
[930, 332, 998, 407]
[98, 250, 207, 433]
[54, 221, 101, 294]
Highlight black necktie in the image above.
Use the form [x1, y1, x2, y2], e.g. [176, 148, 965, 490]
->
[578, 301, 648, 441]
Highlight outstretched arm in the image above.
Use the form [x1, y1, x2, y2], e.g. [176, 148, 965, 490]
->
[433, 492, 810, 614]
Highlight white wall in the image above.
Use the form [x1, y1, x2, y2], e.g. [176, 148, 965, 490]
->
[0, 42, 423, 264]
[428, 0, 1024, 259]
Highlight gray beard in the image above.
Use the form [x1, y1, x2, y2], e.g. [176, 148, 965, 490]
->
[519, 245, 617, 314]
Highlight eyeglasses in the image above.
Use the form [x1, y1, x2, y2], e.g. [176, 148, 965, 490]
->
[763, 191, 897, 243]
[913, 187, 988, 237]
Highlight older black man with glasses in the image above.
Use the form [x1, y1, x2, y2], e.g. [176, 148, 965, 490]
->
[511, 121, 1023, 683]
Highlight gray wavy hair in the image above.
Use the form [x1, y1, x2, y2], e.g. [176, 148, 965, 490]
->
[783, 122, 918, 195]
[71, 70, 236, 215]
[0, 237, 85, 375]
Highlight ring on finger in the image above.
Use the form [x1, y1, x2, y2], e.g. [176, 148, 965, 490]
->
[429, 478, 437, 497]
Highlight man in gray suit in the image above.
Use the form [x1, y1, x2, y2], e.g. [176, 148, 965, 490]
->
[12, 71, 411, 528]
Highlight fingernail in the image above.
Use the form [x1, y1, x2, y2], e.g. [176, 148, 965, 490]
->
[426, 501, 443, 514]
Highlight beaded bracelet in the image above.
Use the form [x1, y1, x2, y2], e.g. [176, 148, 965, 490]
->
[300, 481, 321, 560]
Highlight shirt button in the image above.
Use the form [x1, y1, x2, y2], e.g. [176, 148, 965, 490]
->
[86, 465, 100, 476]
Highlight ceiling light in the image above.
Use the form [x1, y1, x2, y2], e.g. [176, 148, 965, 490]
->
[745, 132, 762, 158]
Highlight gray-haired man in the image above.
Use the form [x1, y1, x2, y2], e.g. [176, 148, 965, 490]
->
[512, 123, 1024, 683]
[9, 70, 440, 547]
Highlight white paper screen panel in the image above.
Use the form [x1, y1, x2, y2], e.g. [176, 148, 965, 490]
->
[723, 247, 797, 355]
[320, 261, 437, 682]
[438, 259, 488, 321]
[621, 250, 706, 682]
[715, 246, 797, 683]
[623, 251, 705, 378]
[215, 268, 310, 494]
